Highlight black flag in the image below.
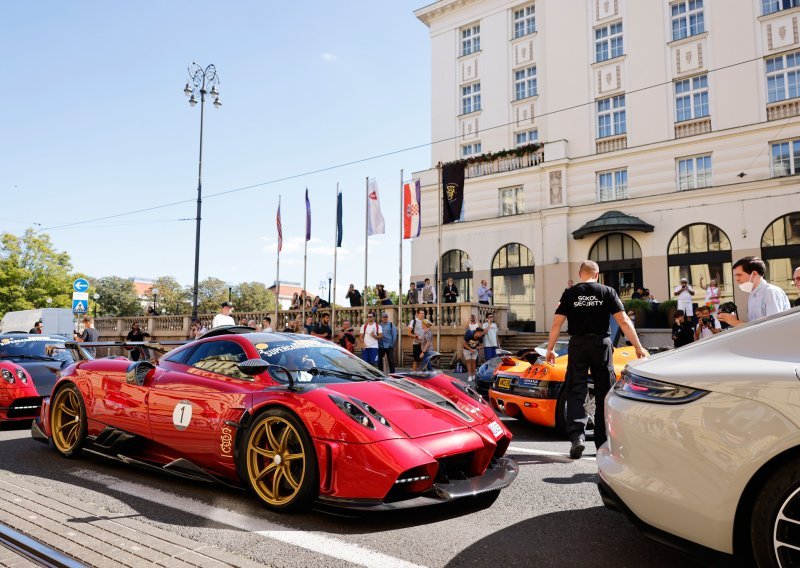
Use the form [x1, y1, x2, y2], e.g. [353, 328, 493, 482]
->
[442, 162, 464, 224]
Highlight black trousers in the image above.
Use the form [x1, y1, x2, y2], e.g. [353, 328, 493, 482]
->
[564, 335, 616, 448]
[378, 346, 395, 373]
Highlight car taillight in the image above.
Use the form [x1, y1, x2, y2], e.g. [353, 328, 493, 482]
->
[614, 369, 708, 404]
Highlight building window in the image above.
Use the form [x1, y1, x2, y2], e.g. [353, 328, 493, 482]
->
[766, 51, 800, 103]
[677, 155, 712, 190]
[461, 82, 481, 114]
[761, 213, 800, 303]
[499, 187, 524, 216]
[513, 4, 536, 38]
[461, 24, 480, 56]
[671, 0, 705, 41]
[462, 142, 482, 157]
[597, 169, 628, 202]
[492, 243, 536, 330]
[675, 75, 709, 122]
[515, 129, 538, 146]
[597, 95, 626, 138]
[762, 0, 800, 15]
[514, 66, 537, 100]
[595, 22, 623, 63]
[667, 223, 734, 308]
[771, 139, 800, 176]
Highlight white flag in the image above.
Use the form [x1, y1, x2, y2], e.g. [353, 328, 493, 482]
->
[367, 179, 385, 236]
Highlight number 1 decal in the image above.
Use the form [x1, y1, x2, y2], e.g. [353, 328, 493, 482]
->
[172, 400, 193, 431]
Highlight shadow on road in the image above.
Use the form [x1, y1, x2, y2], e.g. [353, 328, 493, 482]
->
[444, 506, 718, 568]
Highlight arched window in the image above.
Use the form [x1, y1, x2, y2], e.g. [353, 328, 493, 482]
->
[588, 233, 642, 300]
[667, 223, 733, 309]
[440, 249, 473, 302]
[761, 212, 800, 303]
[491, 243, 535, 331]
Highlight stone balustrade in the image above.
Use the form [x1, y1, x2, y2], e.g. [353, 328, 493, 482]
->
[464, 147, 544, 179]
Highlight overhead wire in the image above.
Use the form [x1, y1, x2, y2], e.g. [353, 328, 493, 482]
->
[42, 53, 772, 231]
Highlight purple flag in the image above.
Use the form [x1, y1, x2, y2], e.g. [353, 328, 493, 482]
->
[305, 188, 311, 241]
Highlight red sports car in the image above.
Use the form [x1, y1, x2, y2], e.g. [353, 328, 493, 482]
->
[0, 361, 41, 422]
[33, 327, 517, 512]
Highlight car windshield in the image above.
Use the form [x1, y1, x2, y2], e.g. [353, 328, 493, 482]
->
[534, 341, 569, 358]
[252, 337, 385, 383]
[0, 336, 77, 363]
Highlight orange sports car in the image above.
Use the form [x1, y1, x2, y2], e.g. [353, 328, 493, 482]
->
[488, 340, 638, 436]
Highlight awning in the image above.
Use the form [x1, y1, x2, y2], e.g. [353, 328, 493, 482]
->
[572, 210, 654, 239]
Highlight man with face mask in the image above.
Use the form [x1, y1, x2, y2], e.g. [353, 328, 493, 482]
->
[718, 256, 790, 326]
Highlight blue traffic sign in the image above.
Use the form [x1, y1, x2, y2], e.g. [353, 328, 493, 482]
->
[72, 299, 88, 314]
[73, 278, 90, 293]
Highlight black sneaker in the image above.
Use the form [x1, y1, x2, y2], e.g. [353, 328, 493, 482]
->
[569, 439, 585, 459]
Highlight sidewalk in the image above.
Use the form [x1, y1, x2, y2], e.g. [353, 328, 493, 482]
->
[0, 471, 263, 568]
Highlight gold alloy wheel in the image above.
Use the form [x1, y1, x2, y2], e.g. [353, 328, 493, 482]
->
[51, 386, 84, 454]
[246, 415, 307, 506]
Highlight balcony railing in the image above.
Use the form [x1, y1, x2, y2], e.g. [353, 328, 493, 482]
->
[674, 117, 712, 138]
[465, 146, 544, 178]
[595, 134, 627, 154]
[767, 99, 800, 121]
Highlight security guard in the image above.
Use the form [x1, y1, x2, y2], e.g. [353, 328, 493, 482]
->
[545, 260, 648, 459]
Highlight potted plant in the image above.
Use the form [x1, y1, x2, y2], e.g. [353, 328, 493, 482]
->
[658, 300, 678, 328]
[624, 299, 651, 328]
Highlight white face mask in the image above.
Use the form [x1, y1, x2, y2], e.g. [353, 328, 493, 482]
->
[738, 273, 755, 293]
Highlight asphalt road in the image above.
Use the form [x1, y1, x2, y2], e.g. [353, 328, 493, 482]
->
[0, 418, 712, 568]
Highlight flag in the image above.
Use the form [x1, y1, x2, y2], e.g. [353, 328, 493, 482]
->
[403, 179, 421, 239]
[276, 201, 283, 252]
[367, 179, 385, 236]
[442, 163, 465, 224]
[305, 188, 311, 241]
[336, 187, 343, 247]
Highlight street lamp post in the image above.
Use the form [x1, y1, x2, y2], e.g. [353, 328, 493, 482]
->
[152, 288, 159, 314]
[327, 272, 333, 305]
[184, 63, 222, 319]
[93, 293, 100, 318]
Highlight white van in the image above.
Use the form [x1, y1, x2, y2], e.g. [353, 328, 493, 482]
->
[0, 308, 76, 336]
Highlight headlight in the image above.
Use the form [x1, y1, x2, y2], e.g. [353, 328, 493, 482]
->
[15, 369, 27, 383]
[614, 369, 708, 405]
[1, 369, 14, 384]
[329, 394, 374, 429]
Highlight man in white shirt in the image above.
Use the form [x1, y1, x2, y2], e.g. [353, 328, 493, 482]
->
[673, 277, 695, 319]
[718, 256, 791, 326]
[482, 313, 500, 361]
[467, 314, 480, 331]
[211, 302, 236, 328]
[694, 306, 721, 340]
[408, 309, 425, 371]
[360, 312, 382, 366]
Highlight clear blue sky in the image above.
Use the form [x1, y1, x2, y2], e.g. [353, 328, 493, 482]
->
[2, 1, 432, 305]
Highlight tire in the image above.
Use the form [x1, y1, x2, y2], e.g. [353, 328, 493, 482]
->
[50, 383, 87, 458]
[555, 384, 595, 440]
[241, 408, 318, 512]
[751, 459, 800, 567]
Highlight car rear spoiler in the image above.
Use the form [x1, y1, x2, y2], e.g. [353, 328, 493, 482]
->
[64, 340, 187, 362]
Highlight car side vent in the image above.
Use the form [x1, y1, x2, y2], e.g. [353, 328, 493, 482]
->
[126, 361, 155, 386]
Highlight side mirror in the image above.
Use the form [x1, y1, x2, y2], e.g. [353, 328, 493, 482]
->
[237, 359, 270, 376]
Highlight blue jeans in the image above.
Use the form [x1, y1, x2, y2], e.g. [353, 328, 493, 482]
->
[362, 347, 379, 366]
[421, 351, 435, 371]
[484, 346, 497, 361]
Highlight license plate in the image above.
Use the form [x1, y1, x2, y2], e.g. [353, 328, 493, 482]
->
[488, 420, 503, 438]
[497, 377, 511, 389]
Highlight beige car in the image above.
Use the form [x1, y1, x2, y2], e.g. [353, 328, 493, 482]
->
[598, 307, 800, 566]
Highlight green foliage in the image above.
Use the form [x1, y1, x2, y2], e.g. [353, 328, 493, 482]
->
[197, 277, 229, 315]
[95, 276, 141, 316]
[0, 229, 73, 313]
[623, 299, 652, 313]
[362, 285, 399, 307]
[657, 299, 678, 314]
[143, 276, 189, 315]
[233, 281, 276, 313]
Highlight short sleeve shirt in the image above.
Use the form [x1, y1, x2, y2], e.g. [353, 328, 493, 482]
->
[313, 322, 332, 340]
[555, 281, 624, 336]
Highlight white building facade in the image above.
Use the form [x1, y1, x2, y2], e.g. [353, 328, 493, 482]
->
[412, 0, 800, 331]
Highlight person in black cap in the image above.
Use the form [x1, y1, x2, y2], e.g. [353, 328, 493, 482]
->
[545, 260, 648, 459]
[212, 301, 236, 328]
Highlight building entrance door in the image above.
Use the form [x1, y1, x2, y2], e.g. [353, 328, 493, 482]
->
[598, 268, 641, 301]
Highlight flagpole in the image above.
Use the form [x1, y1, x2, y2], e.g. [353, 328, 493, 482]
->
[398, 168, 404, 370]
[303, 189, 308, 330]
[363, 176, 369, 327]
[437, 162, 442, 352]
[332, 183, 339, 336]
[275, 195, 281, 329]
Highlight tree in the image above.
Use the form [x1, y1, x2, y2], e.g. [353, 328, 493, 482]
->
[0, 229, 73, 313]
[96, 276, 141, 316]
[362, 285, 400, 307]
[233, 282, 276, 313]
[197, 277, 229, 315]
[143, 276, 189, 315]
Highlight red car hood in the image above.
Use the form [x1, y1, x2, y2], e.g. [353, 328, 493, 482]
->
[326, 379, 487, 438]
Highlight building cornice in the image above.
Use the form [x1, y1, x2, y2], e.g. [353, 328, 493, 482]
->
[414, 0, 484, 27]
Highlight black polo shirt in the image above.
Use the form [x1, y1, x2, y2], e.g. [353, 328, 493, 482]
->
[555, 281, 623, 337]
